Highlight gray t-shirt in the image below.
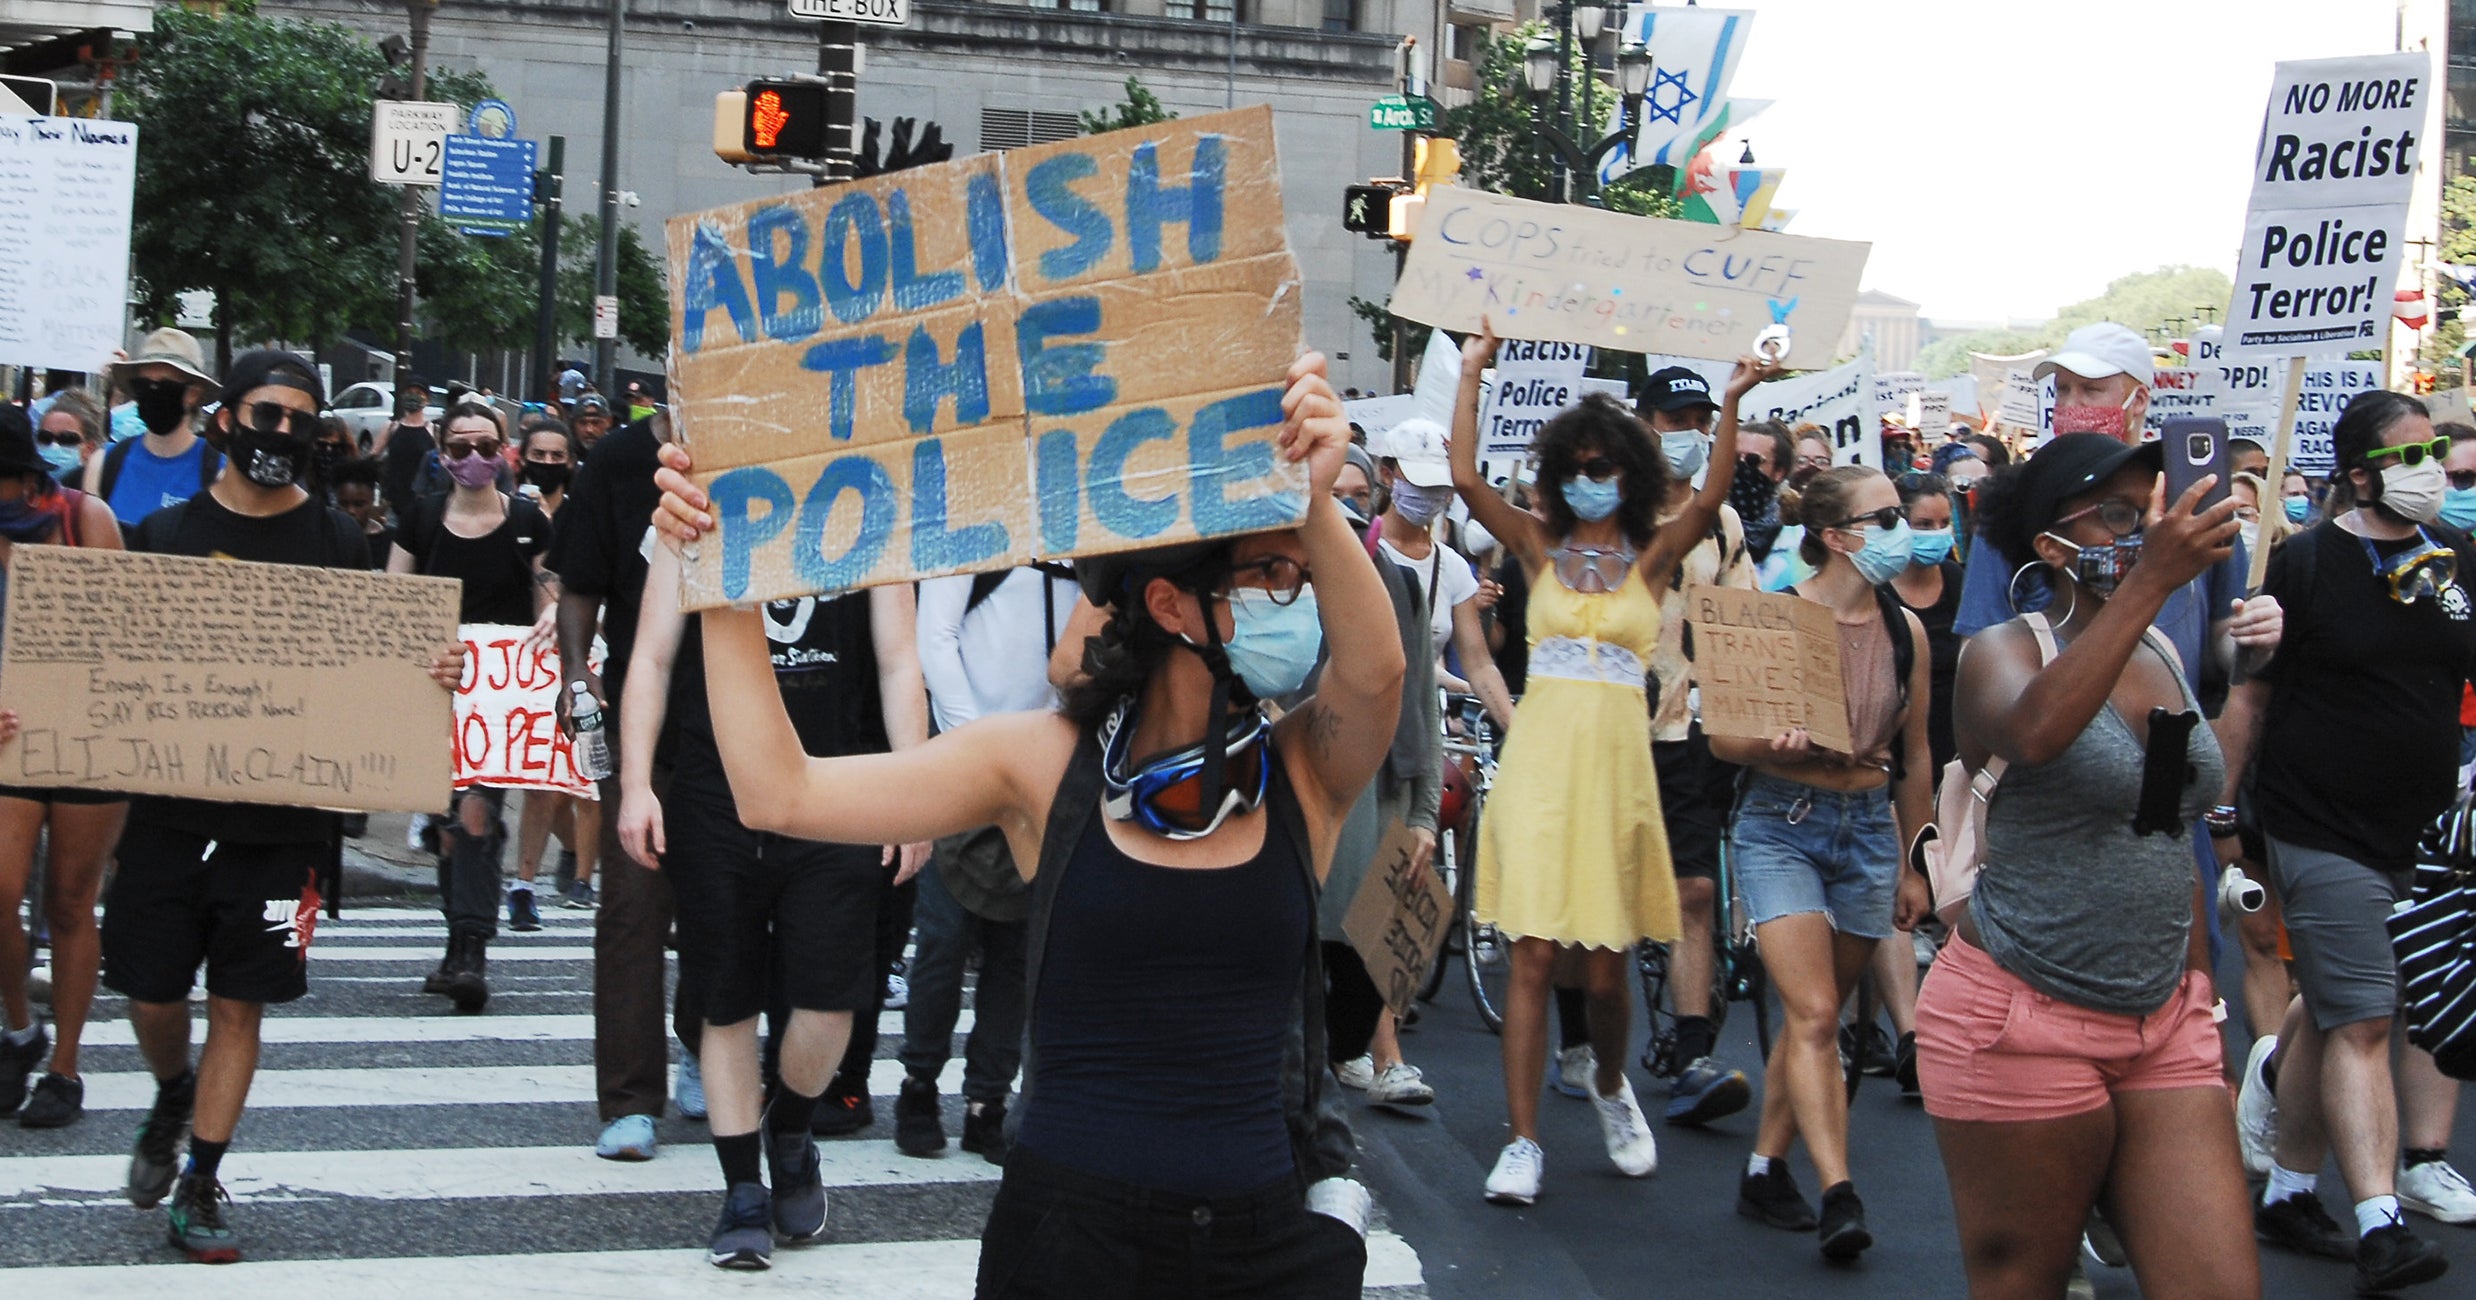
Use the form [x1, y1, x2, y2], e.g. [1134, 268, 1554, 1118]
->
[1972, 635, 2226, 1017]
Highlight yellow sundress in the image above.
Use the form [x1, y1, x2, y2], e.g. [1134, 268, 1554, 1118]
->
[1476, 563, 1679, 949]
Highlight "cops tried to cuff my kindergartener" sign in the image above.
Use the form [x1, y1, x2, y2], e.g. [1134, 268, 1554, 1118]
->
[666, 107, 1307, 609]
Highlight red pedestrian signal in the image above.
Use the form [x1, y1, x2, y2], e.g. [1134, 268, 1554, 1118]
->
[735, 79, 829, 162]
[751, 90, 792, 151]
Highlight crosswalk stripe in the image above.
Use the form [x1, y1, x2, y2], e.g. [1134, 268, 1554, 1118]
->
[0, 1140, 1002, 1204]
[0, 1231, 1424, 1293]
[77, 1009, 968, 1046]
[79, 1058, 969, 1111]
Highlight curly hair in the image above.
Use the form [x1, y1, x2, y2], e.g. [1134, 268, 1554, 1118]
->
[1970, 461, 2040, 572]
[1796, 465, 1887, 569]
[1530, 393, 1668, 548]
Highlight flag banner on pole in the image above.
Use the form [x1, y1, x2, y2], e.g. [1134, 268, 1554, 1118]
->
[1597, 6, 1754, 186]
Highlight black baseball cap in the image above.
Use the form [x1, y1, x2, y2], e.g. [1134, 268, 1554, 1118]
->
[2017, 432, 2162, 535]
[572, 392, 612, 416]
[1638, 366, 1716, 414]
[219, 348, 325, 413]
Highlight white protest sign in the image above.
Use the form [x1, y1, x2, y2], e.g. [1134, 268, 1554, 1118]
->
[2286, 362, 2379, 477]
[0, 116, 137, 372]
[1344, 393, 1414, 436]
[1477, 340, 1592, 456]
[1872, 371, 1924, 424]
[2194, 331, 2373, 478]
[1907, 390, 1951, 438]
[1408, 326, 1463, 428]
[2223, 55, 2429, 360]
[2144, 365, 2216, 436]
[1747, 344, 1878, 468]
[1996, 369, 2042, 432]
[452, 625, 606, 798]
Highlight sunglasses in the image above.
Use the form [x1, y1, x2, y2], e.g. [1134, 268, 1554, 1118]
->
[2366, 436, 2454, 468]
[34, 431, 82, 447]
[2451, 470, 2476, 491]
[1833, 506, 1904, 532]
[444, 439, 504, 461]
[1576, 457, 1620, 482]
[2053, 498, 2147, 539]
[239, 401, 321, 439]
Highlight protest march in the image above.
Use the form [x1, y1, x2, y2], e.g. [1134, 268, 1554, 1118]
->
[3, 5, 2476, 1298]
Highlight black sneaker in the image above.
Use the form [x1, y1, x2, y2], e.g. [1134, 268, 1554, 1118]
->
[18, 1071, 83, 1128]
[2355, 1221, 2449, 1293]
[894, 1075, 945, 1156]
[128, 1074, 194, 1208]
[0, 1022, 47, 1113]
[1818, 1181, 1874, 1261]
[1738, 1160, 1818, 1232]
[708, 1182, 773, 1270]
[961, 1099, 1010, 1166]
[766, 1127, 828, 1242]
[811, 1092, 874, 1137]
[2257, 1192, 2354, 1262]
[1894, 1032, 1920, 1100]
[1856, 1024, 1897, 1077]
[166, 1172, 239, 1263]
[508, 889, 542, 933]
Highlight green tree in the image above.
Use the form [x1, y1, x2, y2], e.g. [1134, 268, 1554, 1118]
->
[118, 3, 494, 367]
[414, 214, 664, 360]
[551, 216, 670, 357]
[1913, 265, 2235, 377]
[1081, 78, 1177, 135]
[2417, 174, 2476, 389]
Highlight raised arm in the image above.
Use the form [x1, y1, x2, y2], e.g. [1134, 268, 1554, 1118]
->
[1643, 355, 1774, 587]
[1448, 320, 1548, 574]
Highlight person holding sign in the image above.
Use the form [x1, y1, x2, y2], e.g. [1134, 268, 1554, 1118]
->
[1447, 318, 1779, 1206]
[1902, 433, 2258, 1299]
[650, 353, 1398, 1297]
[1711, 466, 1933, 1261]
[100, 351, 466, 1264]
[0, 404, 125, 1131]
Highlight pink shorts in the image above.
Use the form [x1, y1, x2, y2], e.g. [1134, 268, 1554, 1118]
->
[1915, 936, 2225, 1123]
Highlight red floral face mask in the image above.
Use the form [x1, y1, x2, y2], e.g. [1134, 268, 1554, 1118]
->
[2052, 404, 2130, 439]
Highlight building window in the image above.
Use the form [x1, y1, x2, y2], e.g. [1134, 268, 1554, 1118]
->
[1175, 0, 1239, 22]
[1322, 0, 1356, 32]
[1447, 23, 1483, 64]
[980, 107, 1084, 152]
[1051, 0, 1106, 10]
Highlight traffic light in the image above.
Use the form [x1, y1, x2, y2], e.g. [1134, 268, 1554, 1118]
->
[713, 79, 831, 165]
[1389, 137, 1463, 243]
[1343, 184, 1393, 236]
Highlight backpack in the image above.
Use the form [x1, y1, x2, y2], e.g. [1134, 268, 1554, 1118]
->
[1872, 583, 1917, 781]
[96, 435, 220, 505]
[1916, 611, 2180, 927]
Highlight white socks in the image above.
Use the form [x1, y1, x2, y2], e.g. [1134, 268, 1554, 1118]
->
[509, 880, 533, 895]
[2355, 1195, 2403, 1237]
[2, 1021, 36, 1046]
[2265, 1163, 2317, 1205]
[1748, 1153, 1777, 1178]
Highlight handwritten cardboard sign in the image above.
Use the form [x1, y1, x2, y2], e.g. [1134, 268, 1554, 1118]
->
[1683, 584, 1849, 754]
[1342, 817, 1456, 1020]
[2222, 54, 2428, 360]
[0, 547, 456, 812]
[452, 624, 606, 797]
[666, 106, 1307, 610]
[0, 116, 139, 373]
[1387, 187, 1867, 368]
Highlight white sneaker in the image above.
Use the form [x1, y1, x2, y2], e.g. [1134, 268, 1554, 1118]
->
[1556, 1045, 1597, 1098]
[2235, 1035, 2279, 1178]
[1366, 1062, 1435, 1107]
[1333, 1055, 1375, 1090]
[1485, 1137, 1544, 1205]
[1589, 1074, 1659, 1177]
[2399, 1158, 2476, 1225]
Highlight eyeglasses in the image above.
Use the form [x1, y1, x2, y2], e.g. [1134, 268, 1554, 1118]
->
[444, 439, 503, 461]
[240, 401, 321, 439]
[2450, 470, 2476, 491]
[1833, 506, 1904, 532]
[1576, 457, 1619, 482]
[1795, 452, 1834, 470]
[34, 431, 82, 448]
[1548, 544, 1636, 594]
[2366, 436, 2454, 468]
[2053, 498, 2147, 539]
[1223, 556, 1311, 606]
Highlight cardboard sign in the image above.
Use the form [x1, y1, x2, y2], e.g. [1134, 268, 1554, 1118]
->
[2222, 54, 2428, 359]
[0, 115, 138, 372]
[1342, 818, 1455, 1020]
[1389, 188, 1868, 368]
[1477, 340, 1592, 456]
[0, 548, 456, 813]
[1683, 584, 1850, 754]
[452, 624, 606, 797]
[666, 107, 1307, 610]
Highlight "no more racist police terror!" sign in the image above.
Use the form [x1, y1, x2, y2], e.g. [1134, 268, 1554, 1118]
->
[665, 107, 1306, 609]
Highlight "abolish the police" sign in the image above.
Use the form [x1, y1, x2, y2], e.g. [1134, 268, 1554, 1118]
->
[665, 108, 1305, 609]
[2222, 53, 2428, 360]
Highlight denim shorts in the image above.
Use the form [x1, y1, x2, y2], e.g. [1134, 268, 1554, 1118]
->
[1728, 771, 1899, 940]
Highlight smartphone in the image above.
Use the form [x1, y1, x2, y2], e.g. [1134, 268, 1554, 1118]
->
[2161, 416, 2231, 517]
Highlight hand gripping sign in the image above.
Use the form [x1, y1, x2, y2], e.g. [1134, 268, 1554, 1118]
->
[666, 107, 1309, 610]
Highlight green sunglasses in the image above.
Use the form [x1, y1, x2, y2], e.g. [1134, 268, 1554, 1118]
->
[2365, 436, 2455, 468]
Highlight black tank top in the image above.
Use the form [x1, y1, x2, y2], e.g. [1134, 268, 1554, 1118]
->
[1014, 758, 1313, 1196]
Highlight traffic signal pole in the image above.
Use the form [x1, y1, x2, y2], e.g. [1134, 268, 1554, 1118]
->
[817, 18, 857, 186]
[395, 0, 435, 380]
[593, 0, 624, 392]
[532, 135, 565, 403]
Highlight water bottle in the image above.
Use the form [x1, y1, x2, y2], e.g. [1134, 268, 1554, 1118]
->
[570, 681, 614, 782]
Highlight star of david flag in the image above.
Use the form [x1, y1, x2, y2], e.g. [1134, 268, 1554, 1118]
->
[1597, 5, 1754, 186]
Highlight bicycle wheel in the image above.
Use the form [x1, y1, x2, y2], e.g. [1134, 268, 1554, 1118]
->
[1416, 828, 1457, 1003]
[1637, 944, 1676, 1077]
[1733, 937, 1776, 1063]
[1461, 803, 1508, 1033]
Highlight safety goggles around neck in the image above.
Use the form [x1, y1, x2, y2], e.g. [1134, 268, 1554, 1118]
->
[1548, 543, 1636, 594]
[2360, 529, 2458, 606]
[1099, 699, 1272, 840]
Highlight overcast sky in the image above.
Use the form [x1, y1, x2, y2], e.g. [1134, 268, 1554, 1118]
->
[1701, 0, 2403, 325]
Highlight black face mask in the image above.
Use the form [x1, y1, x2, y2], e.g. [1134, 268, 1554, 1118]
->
[130, 379, 190, 436]
[520, 459, 572, 493]
[311, 440, 348, 486]
[232, 426, 311, 489]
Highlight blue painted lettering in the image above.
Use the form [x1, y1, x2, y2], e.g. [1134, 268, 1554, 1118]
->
[1088, 408, 1179, 541]
[902, 321, 992, 434]
[746, 205, 824, 342]
[680, 221, 756, 353]
[1026, 153, 1112, 283]
[966, 170, 1011, 294]
[887, 191, 967, 312]
[821, 193, 890, 324]
[709, 467, 796, 601]
[1015, 296, 1116, 417]
[908, 438, 1009, 572]
[1127, 136, 1225, 273]
[794, 456, 897, 592]
[1035, 428, 1082, 553]
[800, 335, 901, 441]
[1187, 388, 1298, 535]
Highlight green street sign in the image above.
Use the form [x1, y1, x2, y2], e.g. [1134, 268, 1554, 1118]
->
[1369, 95, 1438, 132]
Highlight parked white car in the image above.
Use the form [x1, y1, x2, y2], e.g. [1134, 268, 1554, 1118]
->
[329, 382, 444, 451]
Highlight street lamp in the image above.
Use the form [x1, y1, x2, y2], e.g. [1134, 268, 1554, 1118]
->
[1616, 40, 1653, 100]
[1523, 37, 1559, 98]
[1524, 36, 1654, 206]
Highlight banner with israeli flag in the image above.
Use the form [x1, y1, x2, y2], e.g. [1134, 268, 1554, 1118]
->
[1598, 5, 1754, 185]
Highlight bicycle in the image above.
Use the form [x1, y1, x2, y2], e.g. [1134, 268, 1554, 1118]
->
[1636, 840, 1773, 1079]
[1427, 695, 1511, 1032]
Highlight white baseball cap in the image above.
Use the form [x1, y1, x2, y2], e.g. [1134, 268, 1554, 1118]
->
[1370, 417, 1454, 487]
[2033, 322, 2155, 388]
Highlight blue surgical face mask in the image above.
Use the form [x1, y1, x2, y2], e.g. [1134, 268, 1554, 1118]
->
[1659, 432, 1708, 481]
[1221, 586, 1324, 700]
[1908, 526, 1954, 567]
[1564, 474, 1622, 522]
[1845, 518, 1915, 585]
[2283, 496, 2309, 523]
[38, 441, 81, 475]
[2443, 486, 2476, 532]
